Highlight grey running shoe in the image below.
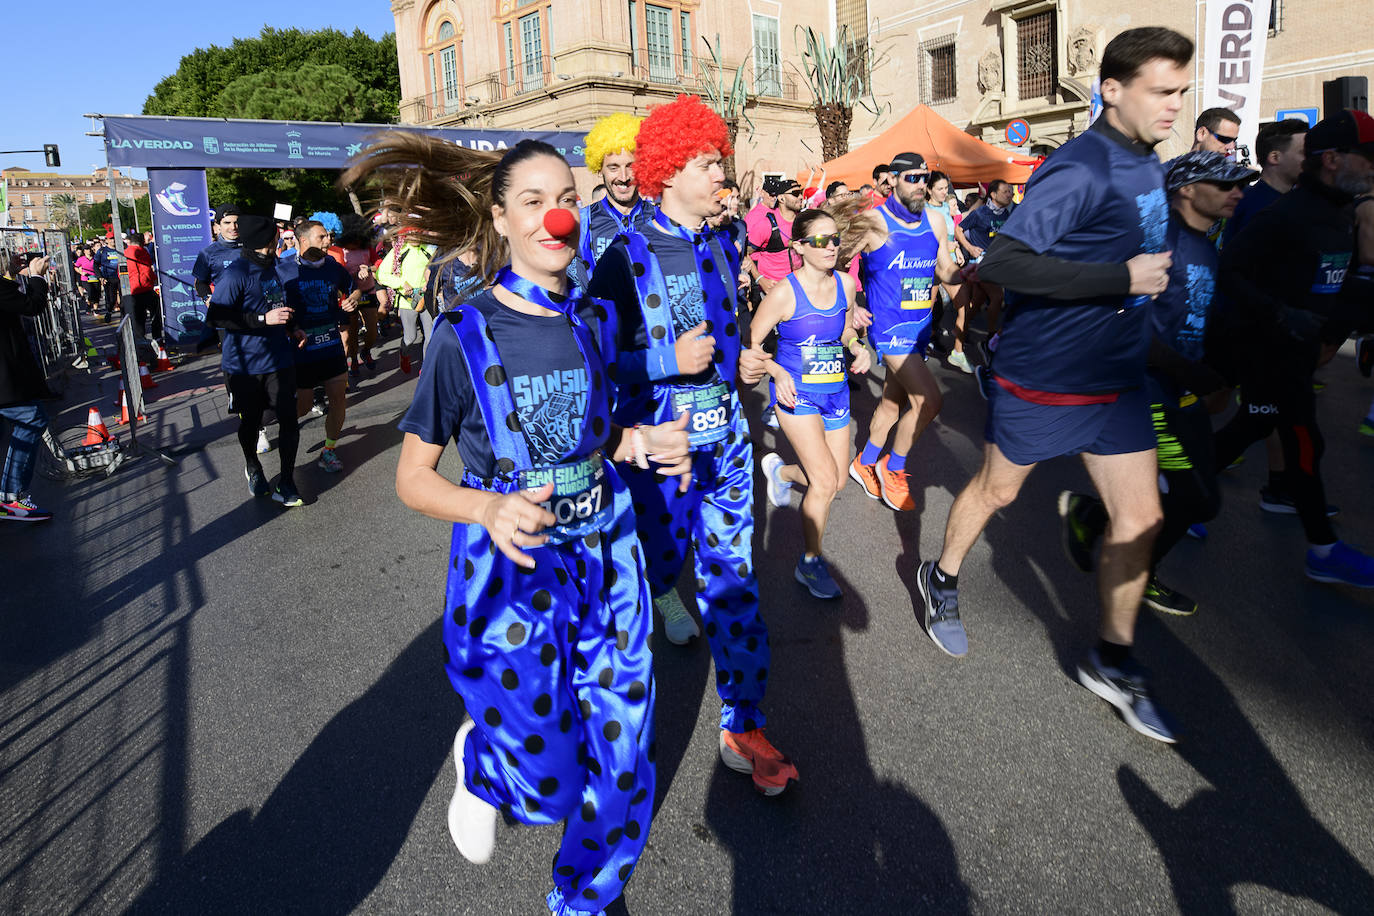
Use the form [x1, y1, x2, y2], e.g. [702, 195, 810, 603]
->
[1142, 576, 1197, 616]
[916, 560, 968, 657]
[656, 590, 700, 645]
[245, 464, 270, 498]
[1076, 649, 1177, 744]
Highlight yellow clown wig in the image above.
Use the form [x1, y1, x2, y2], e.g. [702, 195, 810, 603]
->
[633, 95, 732, 199]
[583, 113, 644, 174]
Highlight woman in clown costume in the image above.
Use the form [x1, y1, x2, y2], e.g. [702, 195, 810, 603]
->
[342, 135, 691, 916]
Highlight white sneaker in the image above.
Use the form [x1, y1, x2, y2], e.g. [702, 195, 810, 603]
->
[448, 720, 497, 864]
[947, 350, 974, 374]
[255, 429, 271, 454]
[761, 452, 791, 508]
[656, 590, 700, 645]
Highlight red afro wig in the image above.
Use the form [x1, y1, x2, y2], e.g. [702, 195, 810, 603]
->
[632, 94, 733, 199]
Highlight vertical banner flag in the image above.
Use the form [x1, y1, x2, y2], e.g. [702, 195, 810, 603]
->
[147, 168, 212, 343]
[1202, 0, 1270, 161]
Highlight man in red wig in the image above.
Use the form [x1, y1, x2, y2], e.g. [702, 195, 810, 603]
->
[586, 95, 799, 796]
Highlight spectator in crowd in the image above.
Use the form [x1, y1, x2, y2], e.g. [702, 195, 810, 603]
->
[0, 253, 54, 522]
[123, 230, 161, 341]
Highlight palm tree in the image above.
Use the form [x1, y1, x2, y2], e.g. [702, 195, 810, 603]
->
[49, 192, 80, 233]
[698, 35, 756, 182]
[791, 25, 889, 162]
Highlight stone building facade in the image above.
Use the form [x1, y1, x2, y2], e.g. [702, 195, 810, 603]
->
[391, 0, 1373, 188]
[0, 167, 147, 233]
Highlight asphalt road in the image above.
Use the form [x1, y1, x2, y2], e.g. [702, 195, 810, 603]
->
[2, 315, 1372, 916]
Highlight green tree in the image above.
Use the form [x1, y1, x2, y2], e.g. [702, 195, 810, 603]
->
[81, 196, 153, 240]
[142, 27, 400, 215]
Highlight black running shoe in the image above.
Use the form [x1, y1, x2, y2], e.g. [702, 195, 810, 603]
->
[1057, 490, 1098, 573]
[1142, 576, 1197, 616]
[273, 481, 304, 508]
[1258, 486, 1338, 517]
[1358, 337, 1374, 378]
[1076, 650, 1177, 744]
[245, 464, 270, 498]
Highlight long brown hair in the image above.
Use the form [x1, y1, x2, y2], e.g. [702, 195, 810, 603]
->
[338, 133, 565, 286]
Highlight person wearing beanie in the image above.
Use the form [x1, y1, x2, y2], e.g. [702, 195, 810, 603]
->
[570, 112, 651, 292]
[586, 94, 799, 797]
[207, 214, 306, 507]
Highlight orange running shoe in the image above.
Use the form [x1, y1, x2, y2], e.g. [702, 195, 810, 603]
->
[876, 454, 915, 511]
[400, 352, 413, 374]
[719, 728, 799, 796]
[848, 456, 881, 501]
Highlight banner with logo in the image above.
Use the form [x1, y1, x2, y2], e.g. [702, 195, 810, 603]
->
[147, 168, 213, 343]
[1202, 0, 1270, 160]
[104, 117, 587, 169]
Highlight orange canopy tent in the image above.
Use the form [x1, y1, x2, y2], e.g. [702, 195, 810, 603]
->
[797, 104, 1039, 189]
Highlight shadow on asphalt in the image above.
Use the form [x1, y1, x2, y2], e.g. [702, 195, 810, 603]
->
[1118, 620, 1374, 913]
[126, 618, 461, 915]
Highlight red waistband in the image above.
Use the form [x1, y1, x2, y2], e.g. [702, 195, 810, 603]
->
[994, 375, 1120, 406]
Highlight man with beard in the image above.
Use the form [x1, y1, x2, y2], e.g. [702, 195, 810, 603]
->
[844, 151, 959, 515]
[744, 176, 804, 300]
[570, 113, 651, 292]
[287, 220, 361, 474]
[1209, 109, 1374, 587]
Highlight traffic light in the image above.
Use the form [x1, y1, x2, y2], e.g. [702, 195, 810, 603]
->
[43, 144, 60, 168]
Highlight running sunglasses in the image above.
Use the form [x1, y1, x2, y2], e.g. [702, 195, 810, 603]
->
[899, 172, 929, 184]
[1200, 179, 1247, 191]
[798, 233, 842, 248]
[1209, 129, 1238, 146]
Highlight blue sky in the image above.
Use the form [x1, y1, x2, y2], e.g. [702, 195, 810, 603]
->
[0, 2, 396, 178]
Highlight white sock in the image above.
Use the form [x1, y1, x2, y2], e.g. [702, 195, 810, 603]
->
[1309, 541, 1338, 558]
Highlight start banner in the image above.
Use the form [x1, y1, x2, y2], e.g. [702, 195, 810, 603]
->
[147, 168, 213, 343]
[105, 116, 587, 170]
[1201, 0, 1270, 159]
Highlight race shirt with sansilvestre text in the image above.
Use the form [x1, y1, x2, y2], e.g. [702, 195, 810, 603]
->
[1153, 212, 1218, 365]
[569, 197, 654, 292]
[284, 257, 354, 364]
[192, 240, 243, 287]
[210, 257, 298, 376]
[398, 290, 591, 470]
[960, 202, 1015, 251]
[991, 120, 1168, 394]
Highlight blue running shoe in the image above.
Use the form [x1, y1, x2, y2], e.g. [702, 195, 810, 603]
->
[916, 560, 968, 657]
[795, 555, 842, 599]
[1306, 542, 1374, 588]
[1186, 523, 1207, 540]
[1076, 650, 1177, 744]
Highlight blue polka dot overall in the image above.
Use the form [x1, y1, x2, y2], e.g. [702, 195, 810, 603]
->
[442, 272, 655, 915]
[611, 216, 771, 734]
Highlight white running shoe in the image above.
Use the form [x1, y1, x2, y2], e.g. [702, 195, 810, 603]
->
[256, 429, 271, 454]
[448, 720, 497, 864]
[946, 350, 974, 374]
[656, 590, 700, 645]
[761, 452, 791, 508]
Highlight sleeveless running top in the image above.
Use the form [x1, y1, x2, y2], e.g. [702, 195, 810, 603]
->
[927, 201, 956, 244]
[776, 273, 847, 394]
[860, 203, 941, 328]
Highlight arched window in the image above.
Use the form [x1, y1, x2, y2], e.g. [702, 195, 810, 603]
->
[422, 9, 464, 116]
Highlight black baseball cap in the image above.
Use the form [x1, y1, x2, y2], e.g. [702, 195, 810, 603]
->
[889, 151, 927, 174]
[1305, 109, 1374, 156]
[237, 214, 278, 249]
[763, 176, 802, 196]
[215, 204, 241, 222]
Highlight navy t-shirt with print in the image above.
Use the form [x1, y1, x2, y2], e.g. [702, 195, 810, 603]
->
[587, 231, 717, 387]
[1153, 212, 1218, 364]
[192, 240, 243, 286]
[992, 123, 1167, 394]
[285, 258, 354, 364]
[211, 257, 299, 376]
[398, 290, 590, 473]
[960, 203, 1015, 251]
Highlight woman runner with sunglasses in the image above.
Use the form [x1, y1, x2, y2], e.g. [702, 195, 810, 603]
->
[750, 209, 871, 598]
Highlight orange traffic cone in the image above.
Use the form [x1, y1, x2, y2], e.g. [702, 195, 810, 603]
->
[153, 340, 173, 372]
[139, 362, 158, 391]
[83, 406, 111, 445]
[117, 390, 145, 425]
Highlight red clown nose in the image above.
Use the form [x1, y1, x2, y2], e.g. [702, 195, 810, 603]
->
[543, 207, 577, 238]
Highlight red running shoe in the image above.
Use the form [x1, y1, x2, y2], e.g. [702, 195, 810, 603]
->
[719, 728, 799, 796]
